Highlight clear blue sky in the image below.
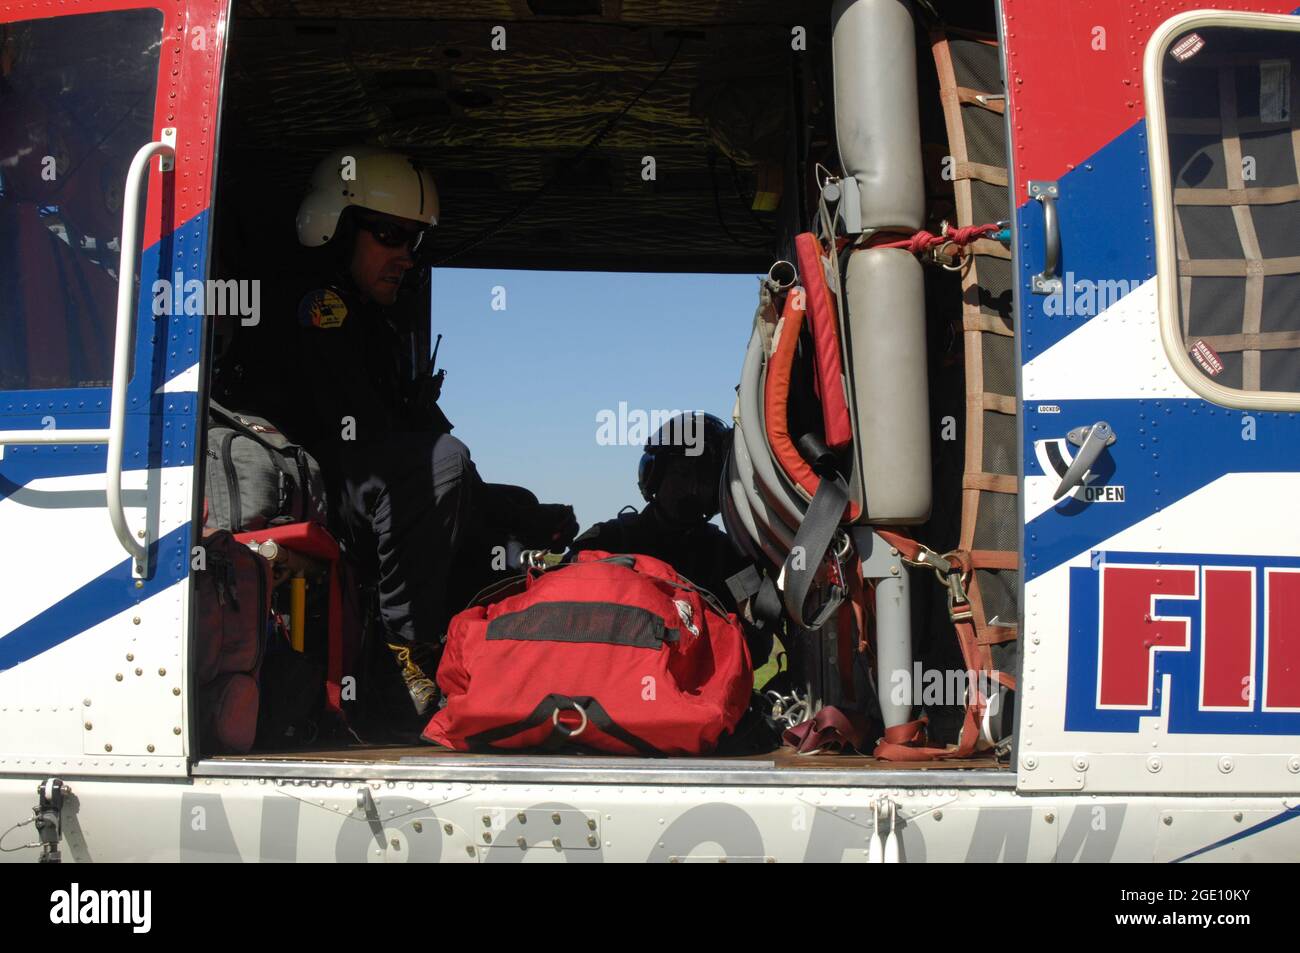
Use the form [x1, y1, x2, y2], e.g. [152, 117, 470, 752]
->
[430, 268, 761, 532]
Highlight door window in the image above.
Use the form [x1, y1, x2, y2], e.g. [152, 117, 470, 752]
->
[0, 9, 164, 391]
[1150, 18, 1300, 405]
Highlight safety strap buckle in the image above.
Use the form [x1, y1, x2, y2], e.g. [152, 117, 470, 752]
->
[902, 543, 973, 623]
[946, 572, 974, 623]
[908, 545, 952, 577]
[937, 549, 975, 623]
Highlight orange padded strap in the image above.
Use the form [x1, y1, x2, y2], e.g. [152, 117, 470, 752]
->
[763, 288, 862, 521]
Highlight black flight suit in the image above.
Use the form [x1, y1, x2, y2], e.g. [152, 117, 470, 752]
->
[293, 283, 472, 645]
[568, 501, 772, 662]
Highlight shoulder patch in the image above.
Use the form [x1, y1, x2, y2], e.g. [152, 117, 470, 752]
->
[298, 288, 349, 329]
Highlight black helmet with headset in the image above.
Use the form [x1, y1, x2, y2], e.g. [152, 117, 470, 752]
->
[637, 412, 731, 523]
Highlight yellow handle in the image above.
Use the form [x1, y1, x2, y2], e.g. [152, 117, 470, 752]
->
[290, 575, 306, 652]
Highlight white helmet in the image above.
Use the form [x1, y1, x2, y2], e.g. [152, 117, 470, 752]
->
[295, 146, 439, 247]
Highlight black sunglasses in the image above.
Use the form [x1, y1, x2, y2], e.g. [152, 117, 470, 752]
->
[356, 213, 429, 253]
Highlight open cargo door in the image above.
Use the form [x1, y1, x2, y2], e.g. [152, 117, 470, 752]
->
[1006, 0, 1300, 794]
[0, 0, 229, 777]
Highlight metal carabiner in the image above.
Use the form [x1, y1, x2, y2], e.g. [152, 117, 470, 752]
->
[765, 690, 789, 720]
[766, 687, 809, 728]
[833, 530, 853, 561]
[783, 700, 810, 728]
[823, 532, 848, 591]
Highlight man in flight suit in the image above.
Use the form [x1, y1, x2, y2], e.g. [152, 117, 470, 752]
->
[292, 147, 576, 718]
[568, 412, 772, 663]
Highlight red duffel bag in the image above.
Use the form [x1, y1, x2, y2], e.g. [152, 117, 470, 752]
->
[422, 551, 753, 756]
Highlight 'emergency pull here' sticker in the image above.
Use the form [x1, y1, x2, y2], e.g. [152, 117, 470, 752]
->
[1171, 32, 1205, 62]
[1190, 339, 1225, 377]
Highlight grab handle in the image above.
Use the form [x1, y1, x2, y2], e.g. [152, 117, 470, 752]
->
[1028, 180, 1061, 295]
[108, 131, 176, 575]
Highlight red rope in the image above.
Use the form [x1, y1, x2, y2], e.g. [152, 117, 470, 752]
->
[866, 222, 1001, 256]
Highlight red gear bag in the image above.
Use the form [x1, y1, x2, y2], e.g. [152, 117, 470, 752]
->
[423, 551, 752, 756]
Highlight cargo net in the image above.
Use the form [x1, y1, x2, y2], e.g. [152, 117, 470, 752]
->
[1163, 41, 1300, 393]
[931, 30, 1018, 684]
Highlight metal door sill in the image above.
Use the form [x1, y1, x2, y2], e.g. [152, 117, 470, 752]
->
[192, 753, 1015, 788]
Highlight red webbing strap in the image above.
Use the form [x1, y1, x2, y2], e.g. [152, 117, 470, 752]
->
[783, 706, 874, 755]
[872, 529, 927, 567]
[835, 557, 867, 703]
[870, 529, 988, 761]
[325, 560, 344, 713]
[966, 549, 1018, 687]
[763, 285, 862, 520]
[794, 232, 853, 450]
[873, 698, 982, 762]
[859, 578, 877, 658]
[969, 549, 1019, 570]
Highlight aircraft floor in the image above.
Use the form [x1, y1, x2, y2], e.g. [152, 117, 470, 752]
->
[214, 744, 1006, 771]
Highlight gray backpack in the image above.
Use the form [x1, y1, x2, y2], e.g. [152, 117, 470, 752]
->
[204, 401, 328, 531]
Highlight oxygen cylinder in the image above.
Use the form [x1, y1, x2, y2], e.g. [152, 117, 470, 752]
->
[831, 0, 925, 231]
[843, 248, 932, 523]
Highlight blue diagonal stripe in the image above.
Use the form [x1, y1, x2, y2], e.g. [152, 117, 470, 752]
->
[1024, 398, 1300, 582]
[0, 523, 190, 671]
[1170, 804, 1300, 863]
[1018, 121, 1155, 359]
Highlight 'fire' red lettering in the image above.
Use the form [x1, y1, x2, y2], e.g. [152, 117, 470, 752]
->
[1201, 568, 1254, 709]
[1265, 569, 1300, 710]
[1099, 566, 1198, 708]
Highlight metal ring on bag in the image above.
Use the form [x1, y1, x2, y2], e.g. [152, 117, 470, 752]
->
[941, 549, 975, 589]
[767, 259, 797, 290]
[551, 701, 588, 739]
[937, 240, 965, 272]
